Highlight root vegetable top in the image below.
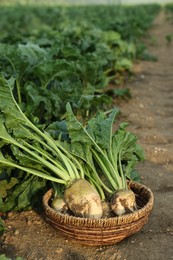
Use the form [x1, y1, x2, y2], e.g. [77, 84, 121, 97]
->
[64, 179, 103, 219]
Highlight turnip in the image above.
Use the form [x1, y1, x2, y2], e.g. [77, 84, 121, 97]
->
[110, 189, 137, 216]
[50, 179, 103, 218]
[64, 179, 103, 218]
[51, 196, 67, 212]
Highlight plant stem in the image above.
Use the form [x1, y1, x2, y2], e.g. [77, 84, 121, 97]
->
[3, 56, 22, 104]
[44, 72, 60, 89]
[23, 141, 70, 175]
[118, 151, 127, 189]
[0, 158, 66, 184]
[16, 79, 22, 104]
[91, 148, 119, 190]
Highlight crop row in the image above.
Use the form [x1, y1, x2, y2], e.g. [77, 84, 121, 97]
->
[0, 4, 160, 124]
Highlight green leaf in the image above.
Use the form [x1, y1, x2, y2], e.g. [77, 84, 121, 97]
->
[115, 58, 132, 71]
[1, 174, 47, 212]
[46, 120, 69, 141]
[87, 108, 119, 149]
[102, 31, 121, 44]
[78, 94, 112, 114]
[63, 141, 94, 170]
[66, 102, 93, 144]
[18, 43, 47, 65]
[16, 176, 46, 210]
[0, 177, 18, 198]
[113, 88, 132, 100]
[0, 74, 28, 129]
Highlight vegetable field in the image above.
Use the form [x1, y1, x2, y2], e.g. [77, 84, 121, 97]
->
[0, 4, 160, 121]
[0, 3, 160, 213]
[1, 3, 173, 260]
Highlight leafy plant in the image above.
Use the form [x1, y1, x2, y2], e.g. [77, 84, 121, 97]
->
[66, 104, 144, 192]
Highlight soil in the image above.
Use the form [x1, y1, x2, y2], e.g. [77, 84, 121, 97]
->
[0, 10, 173, 260]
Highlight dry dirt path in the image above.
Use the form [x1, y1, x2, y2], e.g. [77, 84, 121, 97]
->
[1, 10, 173, 260]
[111, 10, 173, 260]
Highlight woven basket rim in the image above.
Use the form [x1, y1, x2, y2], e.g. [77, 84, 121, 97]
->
[43, 181, 154, 227]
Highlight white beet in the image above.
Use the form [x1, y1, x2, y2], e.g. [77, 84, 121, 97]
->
[64, 179, 103, 219]
[51, 196, 67, 212]
[110, 189, 137, 216]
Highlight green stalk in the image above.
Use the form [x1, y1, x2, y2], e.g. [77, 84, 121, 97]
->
[108, 150, 119, 176]
[0, 158, 66, 184]
[0, 130, 70, 182]
[85, 160, 113, 194]
[85, 168, 105, 201]
[91, 148, 119, 190]
[44, 138, 80, 180]
[16, 142, 70, 182]
[68, 147, 112, 194]
[44, 72, 61, 89]
[54, 140, 85, 179]
[65, 157, 81, 179]
[8, 88, 82, 181]
[41, 132, 84, 179]
[22, 141, 70, 176]
[71, 116, 123, 187]
[8, 84, 83, 181]
[20, 125, 79, 179]
[3, 56, 22, 104]
[118, 151, 127, 189]
[16, 79, 22, 104]
[91, 178, 105, 201]
[57, 151, 78, 180]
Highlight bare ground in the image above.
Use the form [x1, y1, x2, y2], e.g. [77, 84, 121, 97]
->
[0, 10, 173, 260]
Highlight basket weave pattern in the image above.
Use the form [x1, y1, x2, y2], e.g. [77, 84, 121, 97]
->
[42, 182, 154, 246]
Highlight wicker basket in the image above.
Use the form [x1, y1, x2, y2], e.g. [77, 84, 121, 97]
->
[42, 181, 154, 246]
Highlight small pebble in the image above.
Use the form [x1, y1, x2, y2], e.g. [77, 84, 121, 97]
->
[139, 103, 144, 108]
[55, 247, 63, 254]
[33, 220, 42, 225]
[8, 212, 13, 218]
[14, 229, 19, 236]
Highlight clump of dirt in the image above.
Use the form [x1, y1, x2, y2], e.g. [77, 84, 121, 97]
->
[1, 10, 173, 260]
